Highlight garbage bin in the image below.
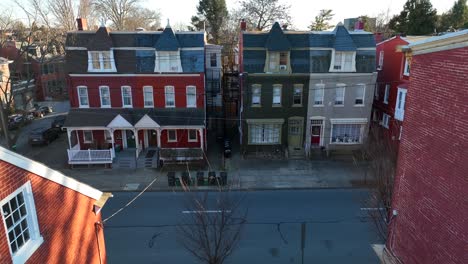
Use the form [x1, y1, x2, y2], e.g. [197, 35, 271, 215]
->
[181, 171, 190, 186]
[197, 171, 205, 186]
[167, 171, 175, 186]
[208, 171, 216, 185]
[220, 171, 227, 186]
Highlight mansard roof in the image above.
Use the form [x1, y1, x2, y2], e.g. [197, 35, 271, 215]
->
[87, 26, 113, 51]
[265, 22, 291, 51]
[154, 25, 180, 51]
[332, 23, 357, 51]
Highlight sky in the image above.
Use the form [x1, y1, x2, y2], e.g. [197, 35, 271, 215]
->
[2, 0, 455, 30]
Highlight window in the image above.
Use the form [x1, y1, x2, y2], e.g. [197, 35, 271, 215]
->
[403, 57, 410, 76]
[292, 84, 303, 106]
[143, 86, 154, 108]
[165, 86, 175, 108]
[395, 88, 407, 121]
[378, 50, 384, 69]
[1, 182, 43, 264]
[83, 130, 93, 143]
[375, 83, 380, 99]
[251, 84, 261, 106]
[332, 51, 355, 72]
[249, 124, 281, 144]
[167, 130, 177, 142]
[355, 84, 365, 105]
[334, 84, 345, 106]
[99, 86, 111, 108]
[382, 113, 390, 128]
[272, 84, 282, 106]
[77, 86, 89, 108]
[314, 84, 324, 106]
[210, 53, 217, 67]
[267, 51, 288, 72]
[104, 130, 112, 142]
[186, 86, 197, 108]
[88, 51, 115, 72]
[121, 86, 132, 107]
[155, 51, 181, 72]
[383, 84, 390, 104]
[373, 110, 380, 122]
[331, 124, 362, 144]
[188, 129, 198, 142]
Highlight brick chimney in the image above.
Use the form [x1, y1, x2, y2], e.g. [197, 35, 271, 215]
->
[355, 18, 364, 31]
[240, 19, 247, 31]
[374, 32, 383, 44]
[76, 17, 88, 31]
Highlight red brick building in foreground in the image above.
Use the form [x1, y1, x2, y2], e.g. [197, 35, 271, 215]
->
[0, 147, 111, 264]
[384, 30, 468, 264]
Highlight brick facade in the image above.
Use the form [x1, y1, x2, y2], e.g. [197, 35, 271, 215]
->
[0, 160, 106, 264]
[386, 43, 468, 263]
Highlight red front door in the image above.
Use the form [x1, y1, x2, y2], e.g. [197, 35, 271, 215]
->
[311, 125, 321, 146]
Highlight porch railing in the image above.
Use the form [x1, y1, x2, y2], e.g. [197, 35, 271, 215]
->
[67, 149, 113, 164]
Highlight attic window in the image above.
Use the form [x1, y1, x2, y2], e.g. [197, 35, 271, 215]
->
[155, 51, 181, 72]
[331, 51, 355, 72]
[267, 51, 289, 72]
[87, 51, 116, 72]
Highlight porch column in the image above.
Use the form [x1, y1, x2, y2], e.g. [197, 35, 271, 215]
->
[198, 128, 204, 151]
[66, 129, 72, 149]
[156, 129, 161, 148]
[134, 129, 139, 158]
[109, 128, 115, 158]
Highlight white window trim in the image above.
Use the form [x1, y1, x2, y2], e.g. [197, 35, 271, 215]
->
[395, 87, 407, 121]
[272, 84, 282, 107]
[248, 123, 282, 145]
[334, 83, 346, 107]
[329, 122, 365, 145]
[186, 86, 197, 108]
[99, 86, 111, 108]
[1, 182, 43, 264]
[83, 130, 93, 143]
[188, 129, 198, 142]
[154, 50, 183, 73]
[165, 86, 175, 108]
[354, 84, 366, 106]
[77, 86, 89, 108]
[251, 84, 261, 107]
[292, 84, 303, 107]
[167, 130, 177, 142]
[329, 51, 356, 72]
[143, 86, 154, 108]
[382, 113, 390, 129]
[121, 86, 133, 108]
[313, 83, 325, 107]
[403, 57, 410, 76]
[383, 84, 390, 104]
[87, 50, 117, 72]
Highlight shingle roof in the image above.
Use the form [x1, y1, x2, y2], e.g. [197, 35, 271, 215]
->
[265, 22, 291, 51]
[333, 25, 356, 51]
[87, 26, 113, 51]
[155, 26, 180, 51]
[64, 108, 205, 127]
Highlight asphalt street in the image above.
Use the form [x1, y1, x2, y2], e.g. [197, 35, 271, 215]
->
[102, 189, 382, 264]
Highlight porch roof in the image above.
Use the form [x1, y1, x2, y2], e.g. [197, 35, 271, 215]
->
[64, 108, 205, 128]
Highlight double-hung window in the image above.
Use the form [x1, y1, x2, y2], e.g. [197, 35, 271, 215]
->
[249, 124, 281, 144]
[210, 53, 217, 67]
[99, 86, 111, 108]
[155, 51, 181, 72]
[331, 124, 362, 144]
[88, 51, 115, 72]
[314, 84, 324, 106]
[143, 86, 154, 108]
[395, 88, 407, 121]
[167, 130, 177, 142]
[267, 51, 288, 72]
[121, 86, 132, 108]
[251, 84, 261, 106]
[383, 84, 390, 104]
[382, 113, 390, 128]
[1, 182, 43, 264]
[188, 129, 198, 142]
[165, 86, 175, 108]
[355, 84, 365, 105]
[77, 86, 89, 108]
[334, 84, 345, 106]
[186, 86, 197, 108]
[83, 130, 93, 143]
[272, 84, 282, 106]
[292, 84, 303, 106]
[332, 51, 355, 72]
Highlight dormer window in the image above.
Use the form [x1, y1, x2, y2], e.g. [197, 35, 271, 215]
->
[87, 51, 116, 72]
[331, 51, 355, 72]
[155, 51, 182, 72]
[403, 57, 410, 76]
[267, 51, 289, 72]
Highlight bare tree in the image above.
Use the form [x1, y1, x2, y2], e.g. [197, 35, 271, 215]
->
[375, 8, 394, 39]
[177, 190, 247, 264]
[125, 6, 161, 31]
[48, 0, 76, 31]
[93, 0, 160, 30]
[239, 0, 291, 31]
[361, 127, 398, 240]
[78, 0, 98, 29]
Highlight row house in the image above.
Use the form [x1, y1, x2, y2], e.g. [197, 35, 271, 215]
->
[64, 20, 206, 167]
[373, 35, 431, 146]
[239, 22, 377, 158]
[384, 30, 467, 264]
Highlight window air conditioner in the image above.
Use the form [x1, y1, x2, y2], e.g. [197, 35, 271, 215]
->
[279, 65, 287, 70]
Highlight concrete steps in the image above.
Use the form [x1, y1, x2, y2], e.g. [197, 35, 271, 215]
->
[136, 149, 158, 168]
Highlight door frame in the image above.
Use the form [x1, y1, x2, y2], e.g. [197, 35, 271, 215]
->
[310, 117, 325, 147]
[288, 116, 304, 151]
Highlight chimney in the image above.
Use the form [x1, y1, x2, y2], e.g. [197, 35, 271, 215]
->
[76, 17, 88, 31]
[374, 32, 383, 44]
[240, 19, 247, 31]
[282, 24, 288, 30]
[355, 18, 364, 31]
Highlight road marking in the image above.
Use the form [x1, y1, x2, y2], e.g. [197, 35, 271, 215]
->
[360, 208, 385, 211]
[182, 210, 231, 214]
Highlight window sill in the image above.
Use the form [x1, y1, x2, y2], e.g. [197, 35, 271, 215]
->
[383, 101, 388, 105]
[87, 69, 117, 73]
[188, 140, 198, 143]
[79, 105, 90, 108]
[101, 105, 111, 108]
[313, 105, 324, 107]
[83, 141, 93, 144]
[333, 105, 344, 107]
[251, 105, 261, 108]
[122, 105, 133, 108]
[165, 105, 176, 108]
[248, 142, 281, 145]
[168, 140, 177, 143]
[186, 105, 197, 108]
[272, 104, 282, 107]
[354, 104, 365, 107]
[13, 236, 44, 264]
[144, 105, 154, 108]
[292, 104, 302, 107]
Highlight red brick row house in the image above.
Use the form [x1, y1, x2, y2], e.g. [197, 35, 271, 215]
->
[64, 20, 206, 167]
[383, 30, 468, 264]
[0, 147, 111, 264]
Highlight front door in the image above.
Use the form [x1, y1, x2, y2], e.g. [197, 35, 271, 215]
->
[311, 119, 323, 147]
[126, 130, 136, 148]
[148, 130, 158, 147]
[288, 117, 304, 154]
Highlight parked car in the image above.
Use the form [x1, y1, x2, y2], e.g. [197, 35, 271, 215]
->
[8, 114, 24, 130]
[39, 106, 53, 115]
[51, 115, 66, 130]
[29, 127, 59, 145]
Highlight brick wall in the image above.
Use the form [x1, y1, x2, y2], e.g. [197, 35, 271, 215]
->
[387, 47, 468, 264]
[0, 161, 106, 264]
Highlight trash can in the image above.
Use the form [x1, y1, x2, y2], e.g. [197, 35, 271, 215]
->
[220, 171, 227, 186]
[181, 171, 190, 186]
[197, 171, 205, 186]
[167, 171, 175, 186]
[208, 171, 216, 185]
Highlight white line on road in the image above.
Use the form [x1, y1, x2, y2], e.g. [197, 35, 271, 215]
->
[360, 208, 385, 211]
[182, 210, 232, 214]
